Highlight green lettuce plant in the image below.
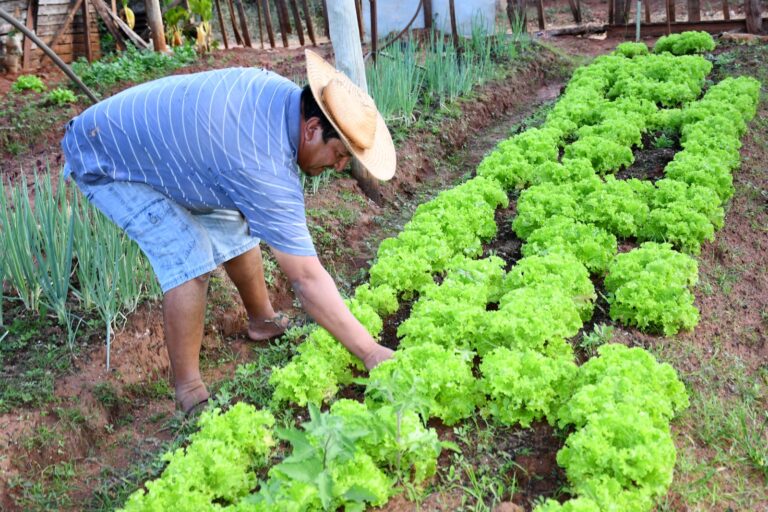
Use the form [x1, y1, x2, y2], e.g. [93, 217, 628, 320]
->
[604, 242, 699, 335]
[480, 347, 577, 427]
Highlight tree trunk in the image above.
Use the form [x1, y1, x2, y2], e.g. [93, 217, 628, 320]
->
[144, 0, 167, 51]
[326, 0, 380, 202]
[745, 0, 763, 33]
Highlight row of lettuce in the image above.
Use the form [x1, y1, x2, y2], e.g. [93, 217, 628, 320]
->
[121, 32, 760, 511]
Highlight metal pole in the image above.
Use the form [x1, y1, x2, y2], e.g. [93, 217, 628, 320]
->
[636, 0, 642, 40]
[0, 6, 99, 103]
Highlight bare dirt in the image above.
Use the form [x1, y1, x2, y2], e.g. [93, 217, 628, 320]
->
[1, 10, 767, 511]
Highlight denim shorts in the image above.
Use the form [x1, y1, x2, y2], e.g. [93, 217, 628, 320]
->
[72, 177, 259, 293]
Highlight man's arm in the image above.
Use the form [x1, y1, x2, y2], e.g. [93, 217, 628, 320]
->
[270, 247, 393, 370]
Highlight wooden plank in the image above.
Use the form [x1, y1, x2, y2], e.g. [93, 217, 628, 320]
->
[81, 0, 92, 61]
[22, 0, 37, 70]
[669, 0, 676, 22]
[606, 17, 768, 36]
[722, 0, 730, 20]
[88, 0, 126, 49]
[101, 0, 149, 48]
[300, 0, 315, 45]
[37, 0, 75, 6]
[41, 0, 82, 58]
[644, 0, 651, 23]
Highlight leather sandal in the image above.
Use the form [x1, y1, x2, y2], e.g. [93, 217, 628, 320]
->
[183, 397, 210, 419]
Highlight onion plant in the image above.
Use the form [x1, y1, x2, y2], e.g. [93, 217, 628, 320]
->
[28, 172, 79, 347]
[0, 170, 160, 364]
[0, 177, 43, 312]
[367, 38, 423, 126]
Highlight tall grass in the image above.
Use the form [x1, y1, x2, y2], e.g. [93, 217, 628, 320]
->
[0, 172, 160, 362]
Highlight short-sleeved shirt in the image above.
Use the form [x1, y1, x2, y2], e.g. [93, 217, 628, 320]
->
[61, 67, 316, 256]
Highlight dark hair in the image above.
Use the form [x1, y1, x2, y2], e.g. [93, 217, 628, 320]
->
[301, 84, 340, 143]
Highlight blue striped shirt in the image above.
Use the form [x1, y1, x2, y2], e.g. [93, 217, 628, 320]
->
[62, 67, 315, 256]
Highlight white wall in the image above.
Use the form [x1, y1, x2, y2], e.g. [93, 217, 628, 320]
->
[361, 0, 497, 41]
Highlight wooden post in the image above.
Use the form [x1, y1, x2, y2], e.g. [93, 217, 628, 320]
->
[235, 0, 252, 47]
[507, 0, 527, 32]
[301, 0, 316, 45]
[370, 0, 376, 63]
[214, 0, 229, 49]
[423, 0, 432, 29]
[744, 0, 762, 33]
[260, 0, 276, 47]
[227, 0, 243, 45]
[722, 0, 730, 20]
[687, 0, 701, 21]
[275, 0, 290, 47]
[448, 0, 460, 55]
[22, 0, 36, 70]
[326, 0, 381, 203]
[82, 0, 93, 61]
[321, 0, 329, 37]
[145, 0, 167, 51]
[255, 0, 264, 48]
[644, 0, 651, 22]
[276, 0, 292, 34]
[668, 0, 676, 23]
[289, 0, 305, 46]
[537, 0, 545, 30]
[567, 0, 582, 23]
[354, 0, 364, 41]
[609, 0, 614, 25]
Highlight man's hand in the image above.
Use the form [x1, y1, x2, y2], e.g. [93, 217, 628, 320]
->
[270, 247, 392, 369]
[362, 345, 394, 371]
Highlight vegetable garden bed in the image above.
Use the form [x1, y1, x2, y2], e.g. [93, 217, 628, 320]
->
[115, 32, 767, 512]
[1, 31, 767, 512]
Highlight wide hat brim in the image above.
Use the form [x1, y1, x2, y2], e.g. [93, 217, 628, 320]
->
[305, 49, 396, 181]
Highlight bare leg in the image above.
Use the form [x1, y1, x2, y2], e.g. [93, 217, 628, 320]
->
[163, 274, 210, 412]
[223, 245, 288, 341]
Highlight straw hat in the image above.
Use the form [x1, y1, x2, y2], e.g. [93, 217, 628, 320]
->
[305, 49, 396, 181]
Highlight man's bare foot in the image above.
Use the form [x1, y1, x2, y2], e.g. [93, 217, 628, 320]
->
[247, 312, 291, 341]
[176, 380, 210, 415]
